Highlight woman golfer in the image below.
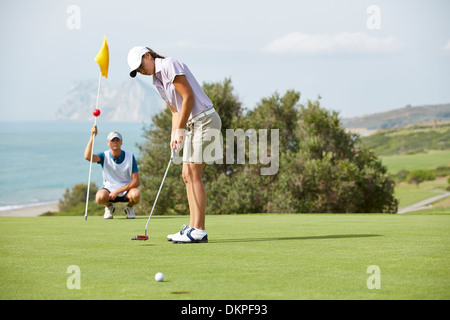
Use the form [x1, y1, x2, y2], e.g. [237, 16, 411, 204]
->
[127, 46, 222, 243]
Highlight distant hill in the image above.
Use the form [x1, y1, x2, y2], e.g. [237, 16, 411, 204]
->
[342, 104, 450, 130]
[54, 78, 165, 122]
[360, 122, 450, 156]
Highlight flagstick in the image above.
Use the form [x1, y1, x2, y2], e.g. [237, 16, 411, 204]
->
[84, 72, 102, 221]
[95, 69, 102, 109]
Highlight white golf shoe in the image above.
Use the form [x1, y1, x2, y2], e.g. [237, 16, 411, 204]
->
[104, 204, 115, 219]
[167, 225, 190, 241]
[171, 227, 208, 244]
[124, 206, 135, 219]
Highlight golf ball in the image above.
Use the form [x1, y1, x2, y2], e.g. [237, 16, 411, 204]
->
[155, 272, 164, 282]
[93, 108, 101, 117]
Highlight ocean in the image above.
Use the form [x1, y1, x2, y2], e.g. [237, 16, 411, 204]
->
[0, 121, 150, 211]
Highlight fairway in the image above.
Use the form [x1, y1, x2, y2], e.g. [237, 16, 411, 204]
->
[395, 177, 450, 209]
[0, 214, 449, 300]
[380, 149, 450, 174]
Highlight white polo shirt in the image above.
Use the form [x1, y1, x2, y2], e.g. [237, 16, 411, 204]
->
[152, 57, 213, 120]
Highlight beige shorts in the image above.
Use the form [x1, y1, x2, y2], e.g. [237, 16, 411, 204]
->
[183, 111, 223, 164]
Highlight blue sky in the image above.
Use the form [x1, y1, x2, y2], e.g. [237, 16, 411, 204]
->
[1, 0, 449, 121]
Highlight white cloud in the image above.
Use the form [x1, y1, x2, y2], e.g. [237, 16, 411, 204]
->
[443, 40, 450, 51]
[262, 32, 404, 55]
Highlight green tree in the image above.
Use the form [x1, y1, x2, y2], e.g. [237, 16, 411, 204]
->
[137, 107, 187, 215]
[202, 78, 243, 133]
[59, 182, 98, 211]
[202, 78, 244, 181]
[245, 90, 300, 152]
[406, 170, 436, 187]
[138, 80, 398, 215]
[265, 98, 397, 213]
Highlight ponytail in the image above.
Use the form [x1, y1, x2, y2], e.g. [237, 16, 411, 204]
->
[146, 47, 165, 59]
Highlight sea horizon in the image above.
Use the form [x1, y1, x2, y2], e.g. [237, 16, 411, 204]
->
[0, 121, 150, 211]
[0, 200, 59, 212]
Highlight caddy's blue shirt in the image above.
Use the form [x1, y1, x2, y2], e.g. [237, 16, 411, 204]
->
[96, 150, 138, 174]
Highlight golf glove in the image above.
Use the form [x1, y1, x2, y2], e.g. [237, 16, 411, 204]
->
[171, 128, 185, 151]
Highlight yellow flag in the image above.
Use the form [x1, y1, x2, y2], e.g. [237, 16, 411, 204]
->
[95, 36, 109, 78]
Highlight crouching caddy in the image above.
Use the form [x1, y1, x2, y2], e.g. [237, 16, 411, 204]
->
[84, 125, 141, 219]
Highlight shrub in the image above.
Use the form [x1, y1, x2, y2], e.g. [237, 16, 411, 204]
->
[406, 170, 436, 187]
[138, 80, 398, 214]
[59, 182, 98, 211]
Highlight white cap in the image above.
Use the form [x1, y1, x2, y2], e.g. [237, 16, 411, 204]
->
[107, 131, 122, 141]
[127, 46, 149, 78]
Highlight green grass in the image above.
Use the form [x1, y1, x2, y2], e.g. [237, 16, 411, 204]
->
[1, 214, 449, 300]
[380, 150, 450, 174]
[404, 206, 450, 215]
[394, 178, 450, 208]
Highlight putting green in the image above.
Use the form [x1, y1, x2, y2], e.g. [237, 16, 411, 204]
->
[0, 214, 449, 299]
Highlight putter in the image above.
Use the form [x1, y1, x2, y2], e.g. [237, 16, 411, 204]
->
[132, 146, 177, 241]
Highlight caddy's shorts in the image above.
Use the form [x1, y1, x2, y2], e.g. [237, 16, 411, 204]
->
[102, 188, 130, 203]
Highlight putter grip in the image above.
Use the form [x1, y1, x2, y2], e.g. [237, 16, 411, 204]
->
[171, 146, 177, 159]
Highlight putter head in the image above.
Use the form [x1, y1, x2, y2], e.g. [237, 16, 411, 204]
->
[131, 235, 149, 241]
